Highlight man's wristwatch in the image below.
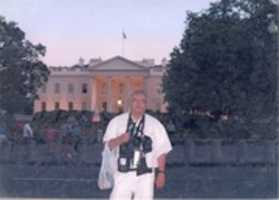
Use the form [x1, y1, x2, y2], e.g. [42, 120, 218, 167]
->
[157, 169, 165, 174]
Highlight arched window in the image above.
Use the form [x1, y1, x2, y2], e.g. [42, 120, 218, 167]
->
[54, 102, 60, 110]
[41, 102, 47, 111]
[82, 83, 88, 94]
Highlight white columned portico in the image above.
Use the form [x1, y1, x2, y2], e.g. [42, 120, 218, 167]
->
[33, 56, 165, 114]
[107, 76, 112, 112]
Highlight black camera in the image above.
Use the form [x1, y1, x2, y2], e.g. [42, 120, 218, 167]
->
[131, 135, 152, 153]
[118, 134, 153, 175]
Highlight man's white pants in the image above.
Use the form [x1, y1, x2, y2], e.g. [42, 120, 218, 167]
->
[110, 171, 155, 200]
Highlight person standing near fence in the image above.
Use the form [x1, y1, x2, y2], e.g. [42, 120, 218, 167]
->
[23, 123, 34, 144]
[102, 90, 172, 200]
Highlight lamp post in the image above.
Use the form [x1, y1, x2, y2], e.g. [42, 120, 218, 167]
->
[117, 99, 123, 113]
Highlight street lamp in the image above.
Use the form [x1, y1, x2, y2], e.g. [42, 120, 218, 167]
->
[117, 99, 123, 106]
[117, 99, 123, 112]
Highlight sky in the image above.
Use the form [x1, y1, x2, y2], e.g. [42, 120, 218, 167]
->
[0, 0, 216, 66]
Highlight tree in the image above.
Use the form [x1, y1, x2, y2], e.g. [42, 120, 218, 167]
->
[163, 0, 278, 139]
[0, 16, 49, 114]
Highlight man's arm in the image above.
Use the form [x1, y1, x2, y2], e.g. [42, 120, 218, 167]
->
[107, 132, 129, 151]
[155, 153, 167, 189]
[157, 153, 166, 172]
[103, 117, 129, 150]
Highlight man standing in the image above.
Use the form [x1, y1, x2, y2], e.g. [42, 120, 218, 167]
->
[103, 90, 172, 200]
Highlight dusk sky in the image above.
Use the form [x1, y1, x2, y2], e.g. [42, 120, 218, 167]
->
[0, 0, 216, 66]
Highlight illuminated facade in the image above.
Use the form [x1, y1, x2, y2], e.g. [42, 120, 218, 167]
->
[34, 56, 168, 113]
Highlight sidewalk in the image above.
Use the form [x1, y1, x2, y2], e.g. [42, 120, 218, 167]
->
[0, 163, 277, 198]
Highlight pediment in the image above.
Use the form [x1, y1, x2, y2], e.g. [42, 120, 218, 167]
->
[90, 56, 147, 71]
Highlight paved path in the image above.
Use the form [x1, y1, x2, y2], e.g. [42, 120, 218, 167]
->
[0, 163, 277, 198]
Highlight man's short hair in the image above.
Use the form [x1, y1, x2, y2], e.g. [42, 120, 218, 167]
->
[128, 90, 147, 108]
[132, 90, 146, 98]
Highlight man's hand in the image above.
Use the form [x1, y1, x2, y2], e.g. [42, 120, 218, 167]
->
[119, 132, 130, 144]
[155, 154, 167, 189]
[155, 172, 166, 189]
[108, 132, 130, 150]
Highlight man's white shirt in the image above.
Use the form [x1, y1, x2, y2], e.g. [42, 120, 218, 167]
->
[103, 112, 172, 168]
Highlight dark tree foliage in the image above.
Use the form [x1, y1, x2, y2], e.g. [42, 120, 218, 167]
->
[0, 16, 49, 114]
[163, 0, 278, 139]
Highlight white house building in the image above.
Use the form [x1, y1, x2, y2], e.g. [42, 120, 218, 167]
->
[34, 56, 168, 113]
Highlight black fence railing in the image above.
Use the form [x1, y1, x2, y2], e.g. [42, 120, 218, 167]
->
[0, 139, 277, 166]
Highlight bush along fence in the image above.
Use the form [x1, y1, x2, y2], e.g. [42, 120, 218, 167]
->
[0, 139, 277, 166]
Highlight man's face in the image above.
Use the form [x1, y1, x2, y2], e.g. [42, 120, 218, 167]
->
[131, 93, 146, 116]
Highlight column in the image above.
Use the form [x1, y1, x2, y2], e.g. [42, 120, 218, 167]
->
[124, 76, 131, 112]
[107, 76, 112, 112]
[143, 75, 149, 109]
[144, 76, 149, 95]
[91, 76, 97, 112]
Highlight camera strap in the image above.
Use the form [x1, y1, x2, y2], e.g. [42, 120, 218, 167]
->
[126, 114, 145, 136]
[126, 115, 136, 136]
[136, 114, 145, 137]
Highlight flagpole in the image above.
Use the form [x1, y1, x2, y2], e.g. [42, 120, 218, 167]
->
[121, 36, 124, 57]
[121, 29, 127, 57]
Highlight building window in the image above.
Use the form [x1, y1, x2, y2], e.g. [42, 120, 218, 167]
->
[102, 102, 107, 112]
[41, 85, 47, 93]
[54, 83, 60, 94]
[82, 102, 87, 111]
[68, 102, 74, 110]
[41, 102, 47, 111]
[119, 83, 124, 94]
[101, 82, 107, 95]
[82, 83, 88, 94]
[54, 102, 60, 110]
[68, 83, 74, 94]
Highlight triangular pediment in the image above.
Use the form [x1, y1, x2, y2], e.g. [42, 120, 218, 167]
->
[90, 56, 147, 71]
